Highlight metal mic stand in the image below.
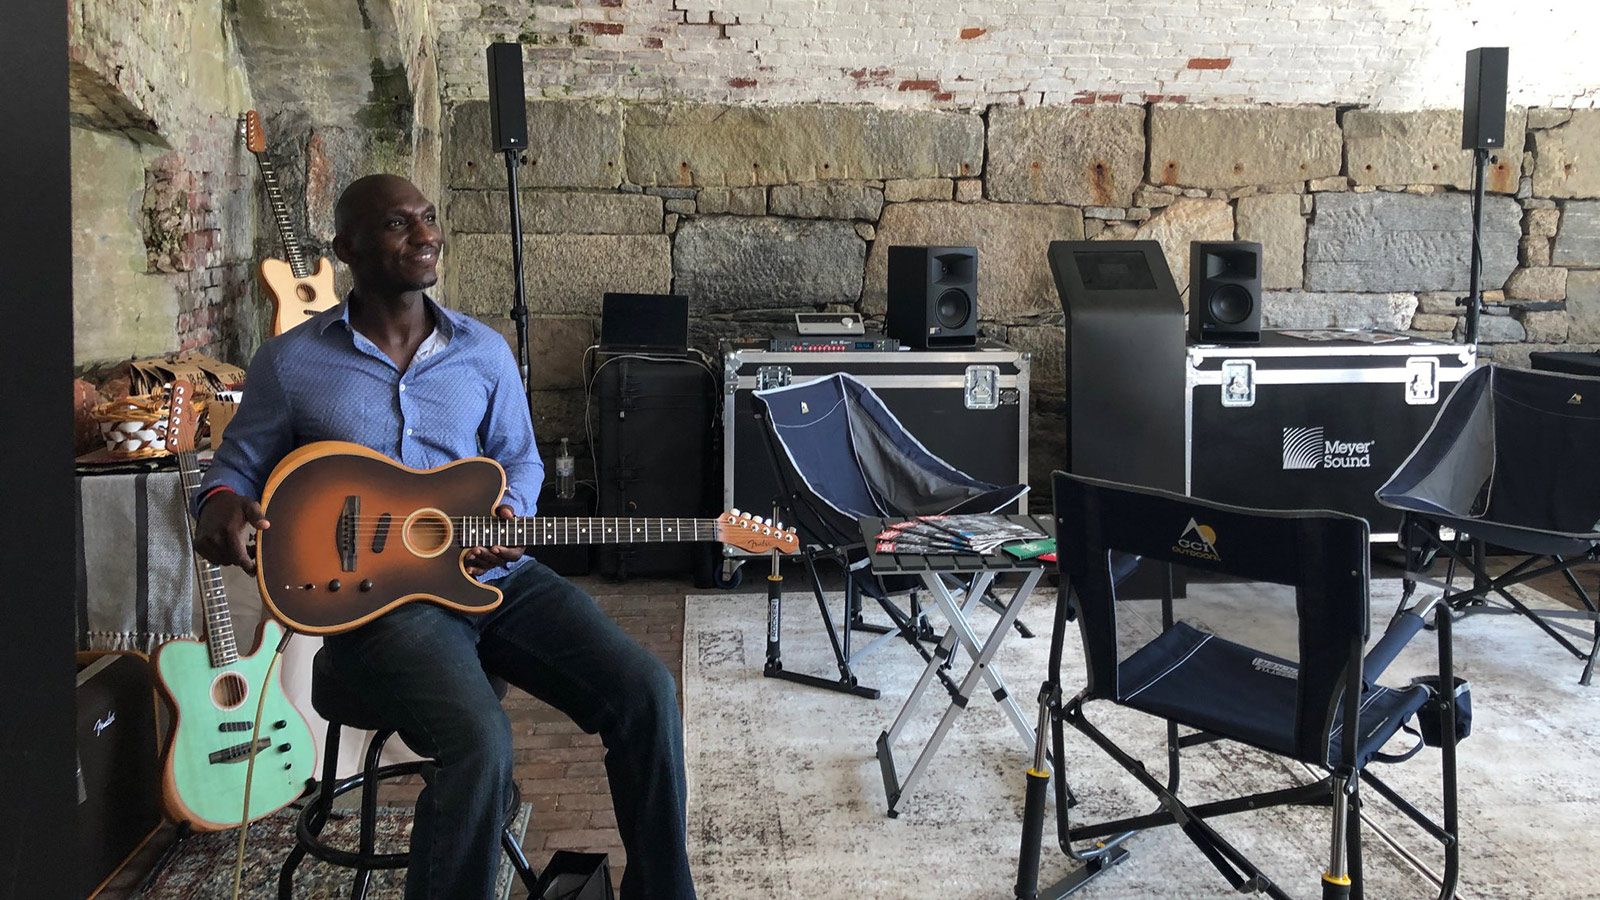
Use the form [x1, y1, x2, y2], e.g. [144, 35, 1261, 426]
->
[1463, 146, 1489, 345]
[503, 148, 534, 413]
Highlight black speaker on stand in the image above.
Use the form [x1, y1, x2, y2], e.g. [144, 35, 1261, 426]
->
[886, 246, 979, 348]
[1462, 46, 1509, 346]
[1189, 241, 1262, 343]
[487, 42, 534, 415]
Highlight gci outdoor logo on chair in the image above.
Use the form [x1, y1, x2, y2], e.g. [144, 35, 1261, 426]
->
[1173, 519, 1221, 562]
[1282, 426, 1375, 470]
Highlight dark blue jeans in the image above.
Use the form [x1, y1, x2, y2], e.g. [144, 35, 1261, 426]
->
[324, 559, 695, 900]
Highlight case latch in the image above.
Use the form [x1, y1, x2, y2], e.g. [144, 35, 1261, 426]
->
[1221, 359, 1256, 408]
[756, 366, 792, 391]
[964, 365, 1000, 410]
[1404, 357, 1440, 405]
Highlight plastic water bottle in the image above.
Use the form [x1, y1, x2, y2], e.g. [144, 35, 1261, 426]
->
[556, 438, 575, 499]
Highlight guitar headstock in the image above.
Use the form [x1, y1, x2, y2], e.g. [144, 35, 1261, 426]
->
[714, 511, 799, 555]
[243, 110, 264, 154]
[163, 380, 202, 455]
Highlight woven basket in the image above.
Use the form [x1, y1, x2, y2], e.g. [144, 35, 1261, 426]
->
[91, 393, 171, 459]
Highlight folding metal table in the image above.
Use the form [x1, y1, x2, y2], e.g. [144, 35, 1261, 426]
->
[861, 514, 1054, 816]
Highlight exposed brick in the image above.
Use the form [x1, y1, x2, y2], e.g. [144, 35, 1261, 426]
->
[1187, 58, 1232, 70]
[960, 28, 987, 40]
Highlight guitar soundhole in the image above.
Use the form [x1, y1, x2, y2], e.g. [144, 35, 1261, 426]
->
[402, 507, 453, 558]
[212, 672, 249, 711]
[295, 283, 316, 304]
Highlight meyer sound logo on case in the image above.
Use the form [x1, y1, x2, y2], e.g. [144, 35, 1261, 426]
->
[1282, 426, 1374, 470]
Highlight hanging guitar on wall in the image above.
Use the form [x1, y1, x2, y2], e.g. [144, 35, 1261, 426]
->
[243, 110, 338, 336]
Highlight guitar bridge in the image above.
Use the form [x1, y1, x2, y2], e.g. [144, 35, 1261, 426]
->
[338, 495, 360, 572]
[372, 512, 391, 554]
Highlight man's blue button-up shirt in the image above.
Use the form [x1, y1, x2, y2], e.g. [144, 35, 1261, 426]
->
[199, 297, 544, 581]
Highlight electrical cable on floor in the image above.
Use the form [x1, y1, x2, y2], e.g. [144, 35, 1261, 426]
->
[231, 628, 294, 900]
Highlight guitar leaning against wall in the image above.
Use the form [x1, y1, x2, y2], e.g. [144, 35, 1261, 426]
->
[152, 381, 318, 830]
[243, 110, 338, 336]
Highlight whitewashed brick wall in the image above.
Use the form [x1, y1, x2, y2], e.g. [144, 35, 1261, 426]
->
[434, 0, 1600, 108]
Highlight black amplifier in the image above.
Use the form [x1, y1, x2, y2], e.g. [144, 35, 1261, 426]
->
[767, 332, 899, 353]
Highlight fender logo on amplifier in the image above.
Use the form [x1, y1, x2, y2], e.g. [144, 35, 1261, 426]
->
[1283, 426, 1375, 470]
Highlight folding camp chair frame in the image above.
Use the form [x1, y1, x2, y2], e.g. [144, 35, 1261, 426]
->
[1376, 364, 1600, 686]
[754, 415, 973, 700]
[1016, 475, 1462, 900]
[1393, 512, 1600, 686]
[750, 379, 1029, 700]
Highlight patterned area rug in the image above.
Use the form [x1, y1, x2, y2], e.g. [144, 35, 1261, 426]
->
[685, 578, 1600, 898]
[142, 803, 530, 899]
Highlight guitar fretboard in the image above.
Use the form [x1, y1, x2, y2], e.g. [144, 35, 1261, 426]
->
[458, 517, 721, 548]
[254, 154, 310, 279]
[175, 451, 240, 668]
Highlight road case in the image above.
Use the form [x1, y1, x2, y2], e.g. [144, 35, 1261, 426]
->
[1186, 330, 1476, 540]
[723, 340, 1030, 559]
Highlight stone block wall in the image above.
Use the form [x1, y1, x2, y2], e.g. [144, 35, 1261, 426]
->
[440, 100, 1600, 488]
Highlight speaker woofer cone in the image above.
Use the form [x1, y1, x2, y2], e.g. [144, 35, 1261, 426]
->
[1206, 284, 1253, 325]
[935, 288, 971, 329]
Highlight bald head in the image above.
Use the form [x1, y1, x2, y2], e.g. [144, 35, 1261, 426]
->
[333, 174, 422, 239]
[331, 174, 442, 297]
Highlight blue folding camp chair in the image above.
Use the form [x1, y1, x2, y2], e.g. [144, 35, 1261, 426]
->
[751, 373, 1029, 698]
[1016, 472, 1462, 900]
[1378, 363, 1600, 684]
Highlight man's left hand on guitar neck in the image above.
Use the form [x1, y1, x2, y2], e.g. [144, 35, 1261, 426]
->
[464, 503, 524, 577]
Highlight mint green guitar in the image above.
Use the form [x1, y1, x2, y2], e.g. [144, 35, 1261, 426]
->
[152, 381, 317, 830]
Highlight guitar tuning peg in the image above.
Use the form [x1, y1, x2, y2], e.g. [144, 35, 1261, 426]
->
[753, 516, 765, 525]
[730, 508, 741, 517]
[776, 521, 785, 531]
[740, 511, 752, 519]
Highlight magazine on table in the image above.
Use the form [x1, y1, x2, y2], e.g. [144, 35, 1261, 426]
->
[873, 514, 1047, 555]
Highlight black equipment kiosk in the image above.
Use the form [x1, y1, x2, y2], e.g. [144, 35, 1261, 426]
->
[1049, 241, 1188, 598]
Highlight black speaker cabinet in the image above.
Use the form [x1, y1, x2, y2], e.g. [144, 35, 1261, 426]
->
[487, 42, 528, 151]
[1049, 240, 1188, 598]
[77, 652, 163, 899]
[1462, 47, 1509, 151]
[886, 245, 979, 349]
[1189, 241, 1263, 343]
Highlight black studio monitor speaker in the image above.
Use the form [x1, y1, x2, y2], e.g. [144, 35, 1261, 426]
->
[886, 245, 979, 349]
[1462, 47, 1509, 151]
[487, 42, 528, 151]
[1189, 241, 1262, 343]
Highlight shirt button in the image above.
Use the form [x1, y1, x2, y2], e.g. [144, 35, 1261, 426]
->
[406, 428, 414, 436]
[399, 384, 406, 392]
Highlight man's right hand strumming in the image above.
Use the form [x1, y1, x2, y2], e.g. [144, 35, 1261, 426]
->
[195, 491, 271, 575]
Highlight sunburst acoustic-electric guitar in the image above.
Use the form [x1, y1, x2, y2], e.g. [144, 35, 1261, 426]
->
[243, 110, 338, 336]
[152, 381, 317, 830]
[256, 441, 799, 634]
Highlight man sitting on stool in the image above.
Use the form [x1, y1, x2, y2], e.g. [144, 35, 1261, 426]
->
[193, 173, 696, 900]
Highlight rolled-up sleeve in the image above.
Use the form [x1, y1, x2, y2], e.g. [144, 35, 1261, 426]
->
[195, 341, 294, 517]
[477, 341, 544, 516]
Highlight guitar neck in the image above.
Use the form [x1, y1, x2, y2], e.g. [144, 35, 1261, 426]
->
[253, 154, 311, 279]
[460, 516, 721, 548]
[174, 451, 240, 667]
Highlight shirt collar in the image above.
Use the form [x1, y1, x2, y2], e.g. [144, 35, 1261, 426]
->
[319, 293, 460, 341]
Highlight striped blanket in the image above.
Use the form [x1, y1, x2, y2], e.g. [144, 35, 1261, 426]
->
[75, 466, 196, 652]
